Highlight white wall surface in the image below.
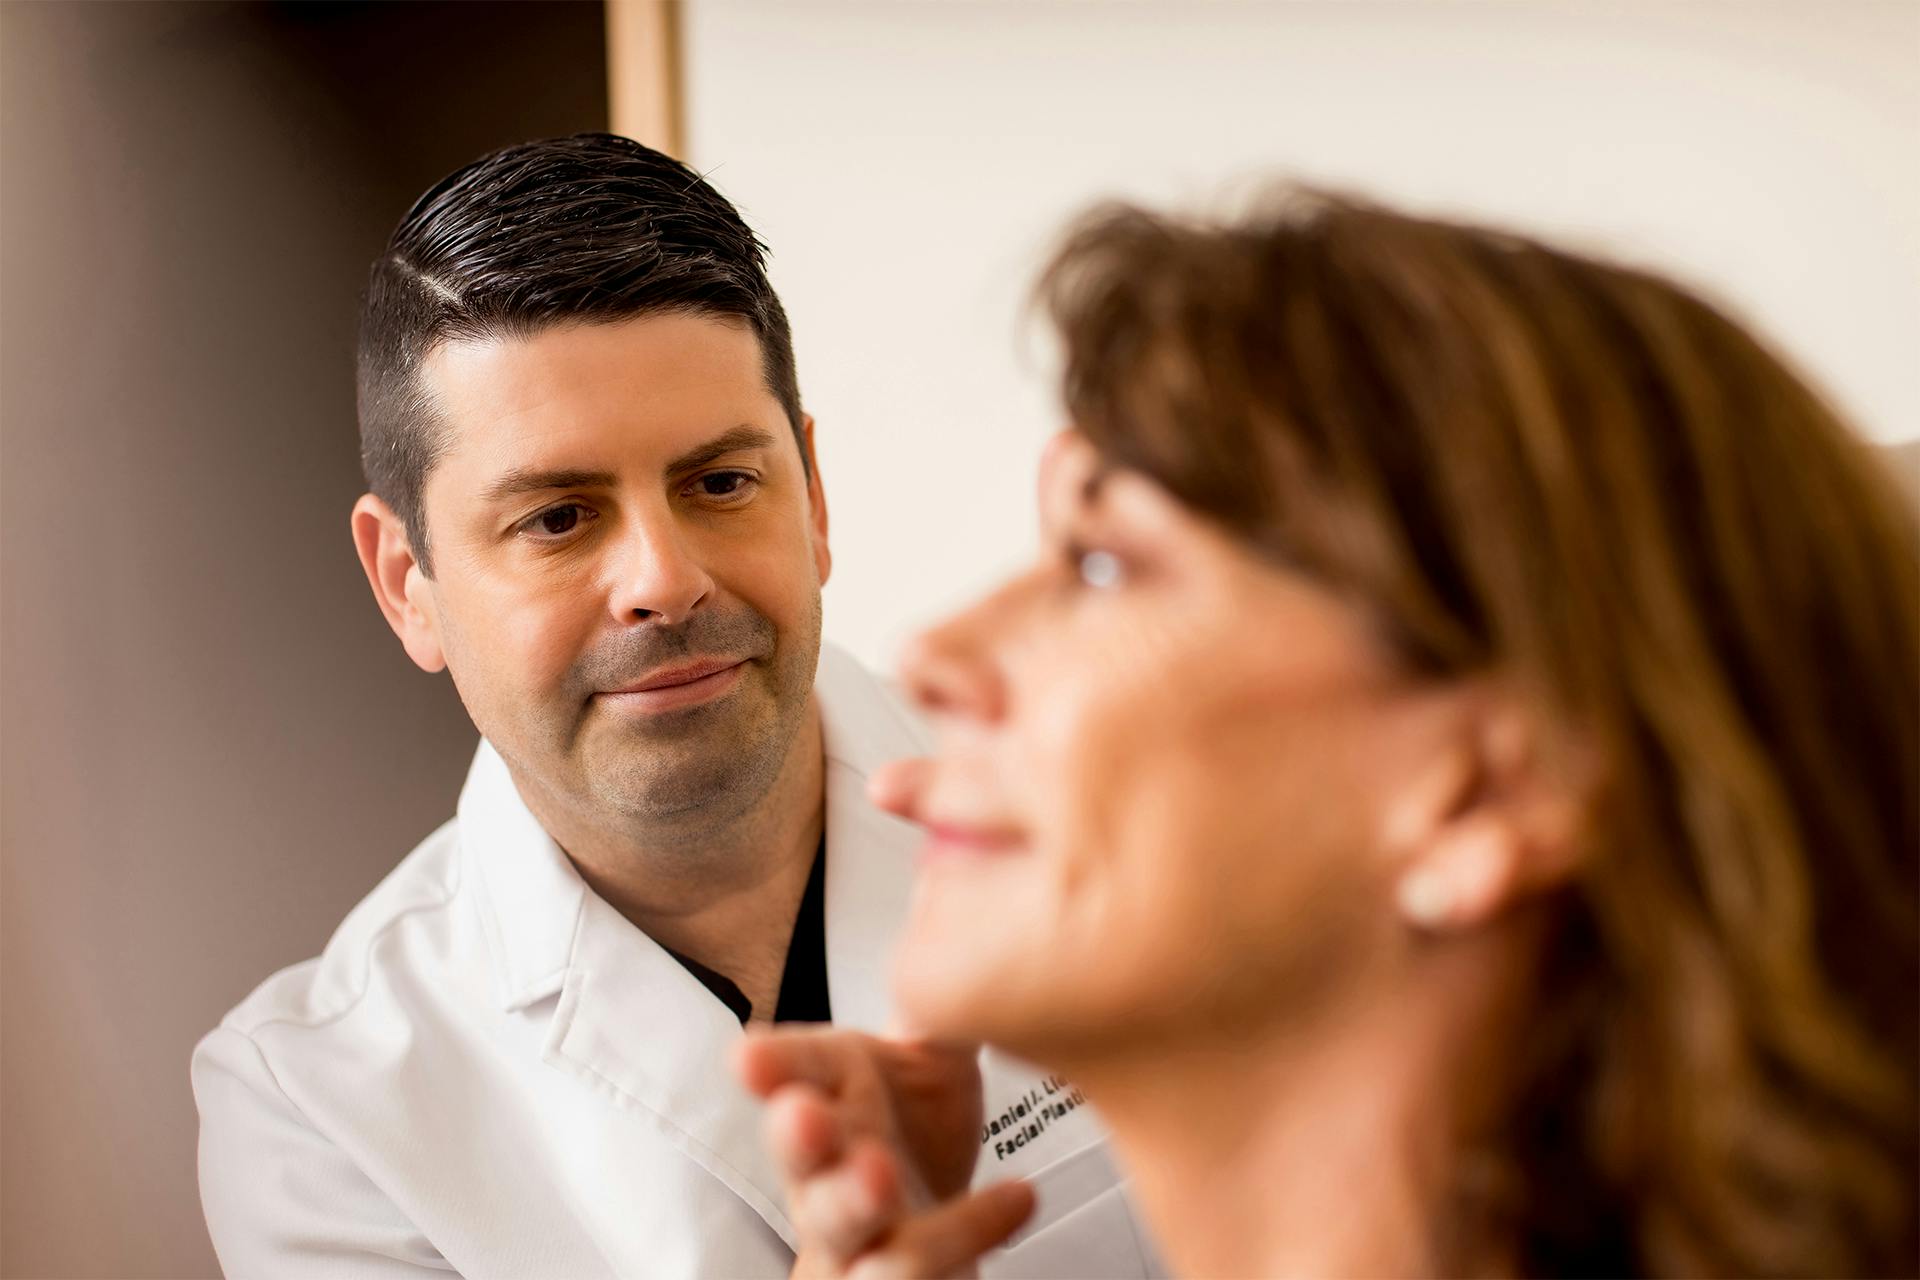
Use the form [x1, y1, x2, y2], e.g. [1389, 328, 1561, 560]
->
[682, 0, 1920, 673]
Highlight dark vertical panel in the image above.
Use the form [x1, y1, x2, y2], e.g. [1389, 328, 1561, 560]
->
[0, 4, 606, 1274]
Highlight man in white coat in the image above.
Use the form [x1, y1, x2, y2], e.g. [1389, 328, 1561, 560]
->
[191, 135, 1156, 1277]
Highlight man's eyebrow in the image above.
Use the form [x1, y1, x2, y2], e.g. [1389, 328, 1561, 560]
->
[480, 466, 618, 504]
[665, 425, 779, 477]
[477, 426, 779, 504]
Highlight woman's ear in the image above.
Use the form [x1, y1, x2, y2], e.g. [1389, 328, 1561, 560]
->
[351, 493, 447, 674]
[1383, 700, 1590, 933]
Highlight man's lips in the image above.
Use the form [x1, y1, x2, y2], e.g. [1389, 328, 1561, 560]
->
[595, 657, 748, 712]
[605, 656, 744, 693]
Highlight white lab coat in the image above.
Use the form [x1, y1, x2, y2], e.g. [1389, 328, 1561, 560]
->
[193, 645, 1158, 1278]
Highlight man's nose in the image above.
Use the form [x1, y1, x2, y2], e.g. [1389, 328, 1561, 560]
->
[896, 589, 1012, 724]
[606, 508, 714, 625]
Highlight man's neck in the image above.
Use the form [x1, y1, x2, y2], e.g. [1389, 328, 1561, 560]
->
[526, 701, 827, 1022]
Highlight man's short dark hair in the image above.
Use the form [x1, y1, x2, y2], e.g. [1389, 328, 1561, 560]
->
[356, 133, 803, 574]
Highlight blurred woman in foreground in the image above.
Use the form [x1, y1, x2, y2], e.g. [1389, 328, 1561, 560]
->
[771, 194, 1920, 1277]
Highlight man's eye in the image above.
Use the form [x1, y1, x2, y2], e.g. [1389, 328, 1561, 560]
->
[524, 503, 589, 538]
[692, 471, 757, 499]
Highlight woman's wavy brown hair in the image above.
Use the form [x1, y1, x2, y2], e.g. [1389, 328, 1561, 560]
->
[1038, 192, 1919, 1277]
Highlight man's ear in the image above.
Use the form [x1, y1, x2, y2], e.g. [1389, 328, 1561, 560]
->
[799, 414, 832, 587]
[350, 493, 447, 674]
[1382, 699, 1590, 933]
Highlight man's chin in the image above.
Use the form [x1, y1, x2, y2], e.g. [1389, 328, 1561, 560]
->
[589, 696, 733, 741]
[577, 712, 790, 821]
[581, 738, 735, 808]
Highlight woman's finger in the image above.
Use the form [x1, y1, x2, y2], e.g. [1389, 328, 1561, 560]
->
[734, 1026, 864, 1099]
[766, 1083, 844, 1181]
[846, 1179, 1036, 1280]
[791, 1137, 905, 1263]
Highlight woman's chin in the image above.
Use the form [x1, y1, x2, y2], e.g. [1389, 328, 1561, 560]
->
[890, 928, 1047, 1047]
[890, 936, 992, 1040]
[890, 865, 1096, 1047]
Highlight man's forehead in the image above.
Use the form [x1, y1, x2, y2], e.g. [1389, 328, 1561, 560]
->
[418, 314, 785, 482]
[422, 313, 766, 416]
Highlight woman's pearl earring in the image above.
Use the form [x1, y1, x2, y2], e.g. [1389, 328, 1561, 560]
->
[1397, 867, 1454, 928]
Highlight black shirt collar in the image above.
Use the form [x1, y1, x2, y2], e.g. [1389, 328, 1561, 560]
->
[663, 839, 830, 1026]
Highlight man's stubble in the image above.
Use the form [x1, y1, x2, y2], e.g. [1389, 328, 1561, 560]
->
[443, 588, 825, 858]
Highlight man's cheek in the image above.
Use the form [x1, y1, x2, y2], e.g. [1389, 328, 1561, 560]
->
[728, 573, 811, 638]
[500, 597, 590, 687]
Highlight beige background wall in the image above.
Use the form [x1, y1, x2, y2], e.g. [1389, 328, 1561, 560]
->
[0, 4, 606, 1274]
[678, 0, 1920, 674]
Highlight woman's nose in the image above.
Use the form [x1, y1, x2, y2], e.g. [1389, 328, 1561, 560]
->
[897, 595, 1007, 724]
[607, 511, 714, 625]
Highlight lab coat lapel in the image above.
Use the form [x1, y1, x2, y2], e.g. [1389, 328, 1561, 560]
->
[541, 889, 798, 1249]
[462, 740, 795, 1248]
[823, 762, 923, 1033]
[816, 646, 932, 1034]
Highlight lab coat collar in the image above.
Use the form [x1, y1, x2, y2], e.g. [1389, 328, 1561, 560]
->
[815, 644, 930, 1033]
[460, 734, 798, 1244]
[459, 739, 585, 1013]
[547, 882, 797, 1245]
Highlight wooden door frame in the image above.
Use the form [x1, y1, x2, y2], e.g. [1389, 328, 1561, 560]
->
[608, 0, 684, 157]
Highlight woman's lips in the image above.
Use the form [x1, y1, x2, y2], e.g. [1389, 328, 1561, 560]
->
[596, 659, 747, 713]
[920, 821, 1028, 862]
[870, 760, 1026, 861]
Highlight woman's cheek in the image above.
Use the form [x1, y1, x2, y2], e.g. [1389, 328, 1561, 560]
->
[1026, 675, 1124, 886]
[1024, 673, 1180, 936]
